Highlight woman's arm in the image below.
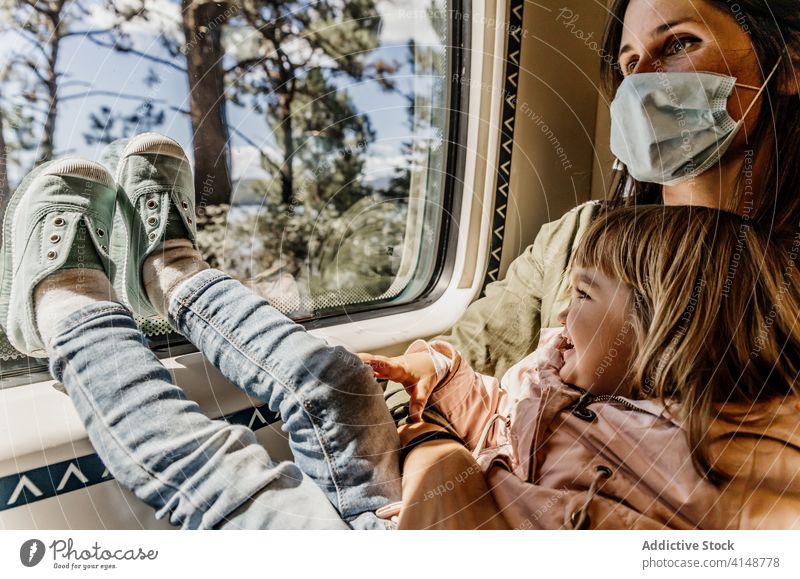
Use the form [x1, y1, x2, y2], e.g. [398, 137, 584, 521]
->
[431, 232, 546, 379]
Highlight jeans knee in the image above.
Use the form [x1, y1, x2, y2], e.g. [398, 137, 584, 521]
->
[298, 344, 377, 395]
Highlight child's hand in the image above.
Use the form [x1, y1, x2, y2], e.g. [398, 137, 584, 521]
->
[357, 351, 439, 422]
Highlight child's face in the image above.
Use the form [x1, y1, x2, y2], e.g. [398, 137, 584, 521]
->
[556, 266, 636, 397]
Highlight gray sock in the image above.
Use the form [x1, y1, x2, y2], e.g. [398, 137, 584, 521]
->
[142, 238, 210, 318]
[34, 269, 116, 344]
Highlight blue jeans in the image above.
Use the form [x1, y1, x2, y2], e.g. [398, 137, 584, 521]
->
[46, 269, 402, 529]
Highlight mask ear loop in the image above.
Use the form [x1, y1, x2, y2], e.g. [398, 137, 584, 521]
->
[727, 59, 782, 213]
[734, 59, 782, 120]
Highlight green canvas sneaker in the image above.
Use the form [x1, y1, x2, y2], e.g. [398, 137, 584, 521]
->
[101, 132, 198, 319]
[0, 159, 117, 357]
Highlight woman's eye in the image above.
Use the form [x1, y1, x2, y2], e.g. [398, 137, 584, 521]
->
[666, 36, 698, 56]
[620, 59, 637, 75]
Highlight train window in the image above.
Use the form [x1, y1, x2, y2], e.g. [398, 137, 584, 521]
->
[0, 0, 465, 370]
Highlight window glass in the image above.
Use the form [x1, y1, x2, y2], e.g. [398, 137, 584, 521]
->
[0, 0, 456, 366]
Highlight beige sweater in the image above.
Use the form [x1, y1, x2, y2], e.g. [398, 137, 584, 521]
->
[433, 200, 603, 379]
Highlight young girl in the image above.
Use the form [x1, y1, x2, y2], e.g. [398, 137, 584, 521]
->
[3, 134, 798, 530]
[363, 205, 800, 529]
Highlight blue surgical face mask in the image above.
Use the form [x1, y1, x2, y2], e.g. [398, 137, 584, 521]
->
[610, 61, 780, 186]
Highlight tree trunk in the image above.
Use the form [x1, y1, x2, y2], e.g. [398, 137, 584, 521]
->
[0, 96, 9, 235]
[37, 3, 63, 164]
[182, 0, 233, 207]
[279, 96, 295, 206]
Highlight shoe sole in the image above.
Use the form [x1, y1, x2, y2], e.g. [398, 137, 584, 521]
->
[0, 159, 115, 339]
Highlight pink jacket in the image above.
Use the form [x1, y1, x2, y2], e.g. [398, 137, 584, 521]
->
[404, 328, 800, 529]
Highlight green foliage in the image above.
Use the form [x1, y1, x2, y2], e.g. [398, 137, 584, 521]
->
[83, 101, 166, 145]
[195, 192, 408, 314]
[1, 0, 433, 317]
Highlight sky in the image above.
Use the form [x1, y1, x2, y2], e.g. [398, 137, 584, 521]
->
[0, 0, 449, 190]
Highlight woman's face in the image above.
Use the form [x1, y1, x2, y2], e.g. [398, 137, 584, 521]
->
[556, 266, 636, 397]
[618, 0, 764, 144]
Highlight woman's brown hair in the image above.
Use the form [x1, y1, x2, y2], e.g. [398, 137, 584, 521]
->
[600, 0, 800, 233]
[570, 205, 800, 484]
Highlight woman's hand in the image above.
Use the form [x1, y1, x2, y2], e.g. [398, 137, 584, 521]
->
[357, 351, 439, 422]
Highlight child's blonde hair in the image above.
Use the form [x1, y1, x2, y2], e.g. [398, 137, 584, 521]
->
[569, 205, 800, 484]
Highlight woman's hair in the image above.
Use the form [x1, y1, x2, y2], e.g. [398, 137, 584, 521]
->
[600, 0, 800, 232]
[570, 205, 800, 484]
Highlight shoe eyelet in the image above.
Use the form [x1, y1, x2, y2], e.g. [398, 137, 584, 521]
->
[148, 232, 157, 241]
[146, 199, 158, 209]
[49, 234, 61, 243]
[96, 227, 105, 237]
[101, 245, 108, 252]
[181, 200, 189, 209]
[53, 217, 65, 227]
[47, 250, 57, 260]
[147, 216, 158, 226]
[187, 217, 193, 224]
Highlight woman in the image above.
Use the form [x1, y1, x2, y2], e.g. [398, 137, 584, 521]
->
[430, 0, 800, 382]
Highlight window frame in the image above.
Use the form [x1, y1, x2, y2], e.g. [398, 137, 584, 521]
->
[304, 0, 471, 329]
[0, 0, 472, 384]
